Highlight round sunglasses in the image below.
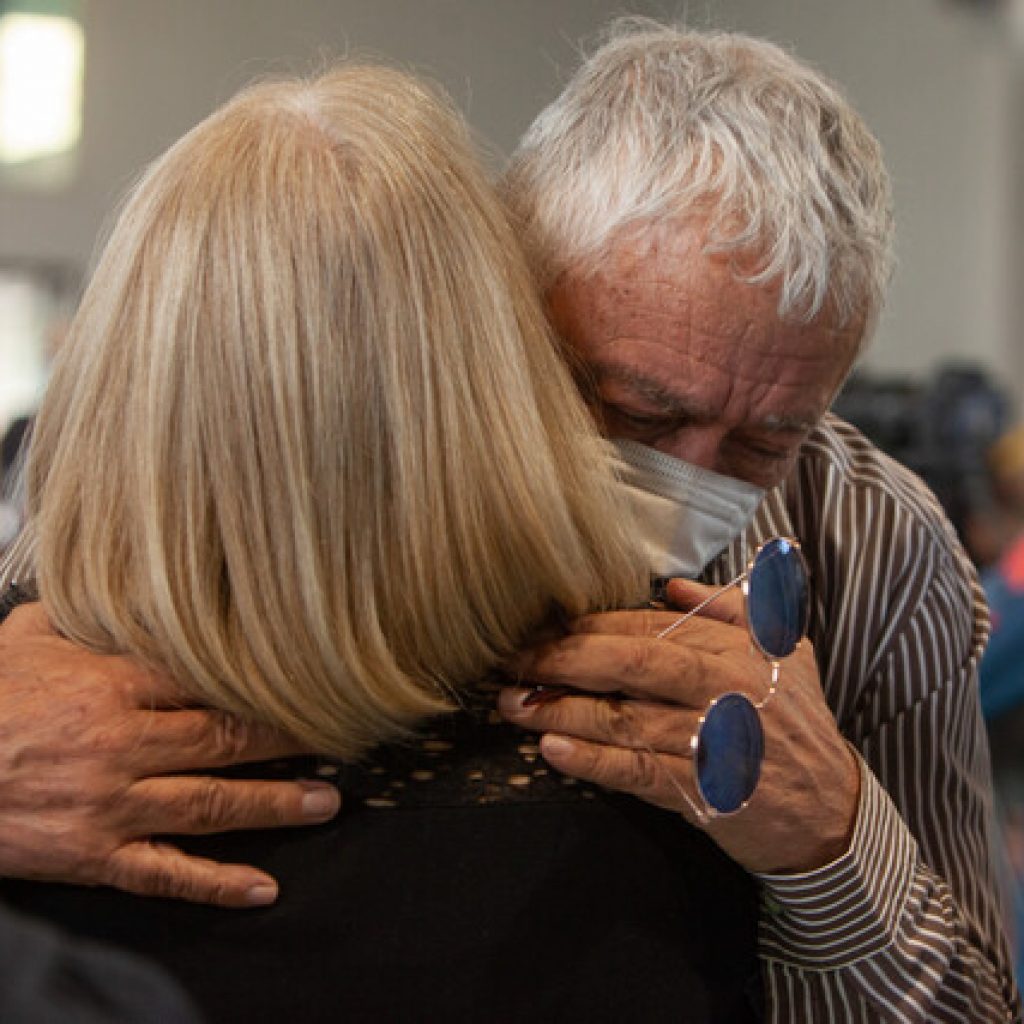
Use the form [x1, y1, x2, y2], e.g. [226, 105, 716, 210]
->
[651, 536, 810, 821]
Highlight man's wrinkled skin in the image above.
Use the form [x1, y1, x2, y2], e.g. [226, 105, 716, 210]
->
[500, 223, 864, 875]
[500, 578, 860, 875]
[0, 604, 340, 907]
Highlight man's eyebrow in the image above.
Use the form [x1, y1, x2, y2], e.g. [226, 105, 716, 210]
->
[589, 363, 709, 420]
[755, 412, 818, 434]
[591, 362, 818, 433]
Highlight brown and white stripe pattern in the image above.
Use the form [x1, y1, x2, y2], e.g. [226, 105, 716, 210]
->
[706, 412, 1021, 1022]
[0, 525, 34, 591]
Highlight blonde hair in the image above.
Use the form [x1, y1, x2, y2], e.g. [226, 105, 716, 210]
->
[25, 64, 646, 758]
[503, 18, 895, 333]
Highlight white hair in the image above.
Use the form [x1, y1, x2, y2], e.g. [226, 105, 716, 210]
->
[503, 18, 895, 333]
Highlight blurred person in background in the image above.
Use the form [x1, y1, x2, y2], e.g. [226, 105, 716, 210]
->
[979, 425, 1024, 720]
[978, 424, 1024, 987]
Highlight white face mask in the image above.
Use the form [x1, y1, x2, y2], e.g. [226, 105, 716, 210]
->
[611, 439, 765, 580]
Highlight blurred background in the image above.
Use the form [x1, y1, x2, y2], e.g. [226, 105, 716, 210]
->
[0, 0, 1023, 982]
[2, 0, 1023, 555]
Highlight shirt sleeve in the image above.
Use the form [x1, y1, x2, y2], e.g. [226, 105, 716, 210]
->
[0, 525, 35, 591]
[758, 758, 1018, 1022]
[754, 514, 1021, 1023]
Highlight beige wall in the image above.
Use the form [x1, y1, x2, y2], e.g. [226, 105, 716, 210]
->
[690, 0, 1021, 405]
[1, 0, 1020, 404]
[0, 0, 658, 268]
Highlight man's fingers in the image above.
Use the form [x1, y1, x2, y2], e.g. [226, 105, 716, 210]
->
[499, 688, 698, 756]
[562, 602, 747, 646]
[104, 841, 281, 908]
[565, 607, 675, 637]
[537, 733, 696, 818]
[122, 776, 341, 836]
[514, 634, 728, 704]
[127, 709, 310, 773]
[664, 578, 747, 627]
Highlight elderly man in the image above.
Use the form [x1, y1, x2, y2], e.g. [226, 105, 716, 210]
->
[494, 20, 1019, 1024]
[0, 18, 1018, 1023]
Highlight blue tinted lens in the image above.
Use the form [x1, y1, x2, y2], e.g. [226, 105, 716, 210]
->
[695, 693, 764, 814]
[747, 538, 808, 658]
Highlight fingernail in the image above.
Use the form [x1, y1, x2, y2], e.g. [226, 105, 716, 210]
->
[541, 734, 574, 759]
[522, 686, 568, 708]
[245, 883, 278, 907]
[498, 688, 528, 715]
[301, 784, 340, 820]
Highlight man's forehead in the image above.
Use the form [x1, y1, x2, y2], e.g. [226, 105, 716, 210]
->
[556, 226, 862, 358]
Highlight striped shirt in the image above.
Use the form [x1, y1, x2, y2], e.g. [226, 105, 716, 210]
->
[2, 413, 1020, 1022]
[0, 528, 32, 591]
[706, 412, 1021, 1023]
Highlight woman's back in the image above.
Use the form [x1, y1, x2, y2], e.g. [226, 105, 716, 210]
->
[5, 709, 761, 1023]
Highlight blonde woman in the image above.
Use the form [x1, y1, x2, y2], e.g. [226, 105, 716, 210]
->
[2, 64, 761, 1022]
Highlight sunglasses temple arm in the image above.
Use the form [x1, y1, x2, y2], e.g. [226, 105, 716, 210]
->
[754, 661, 781, 710]
[633, 733, 711, 826]
[655, 570, 749, 641]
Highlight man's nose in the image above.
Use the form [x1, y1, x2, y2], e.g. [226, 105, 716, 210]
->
[649, 426, 728, 472]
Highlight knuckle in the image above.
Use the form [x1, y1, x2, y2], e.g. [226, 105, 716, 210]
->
[623, 639, 654, 681]
[92, 776, 134, 822]
[186, 779, 232, 831]
[577, 741, 605, 779]
[598, 697, 639, 747]
[627, 747, 659, 792]
[106, 848, 218, 905]
[147, 869, 196, 901]
[263, 798, 290, 828]
[88, 721, 133, 757]
[202, 880, 234, 906]
[159, 867, 227, 905]
[103, 851, 157, 897]
[212, 712, 250, 760]
[538, 644, 570, 681]
[250, 786, 291, 827]
[73, 845, 113, 886]
[100, 855, 133, 893]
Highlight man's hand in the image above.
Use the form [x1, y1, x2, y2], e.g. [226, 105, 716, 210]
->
[0, 603, 340, 907]
[499, 579, 860, 875]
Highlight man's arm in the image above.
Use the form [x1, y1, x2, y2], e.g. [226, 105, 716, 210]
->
[0, 602, 341, 907]
[499, 569, 1020, 1022]
[753, 534, 1020, 1023]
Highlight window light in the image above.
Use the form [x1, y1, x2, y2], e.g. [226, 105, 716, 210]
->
[0, 10, 84, 164]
